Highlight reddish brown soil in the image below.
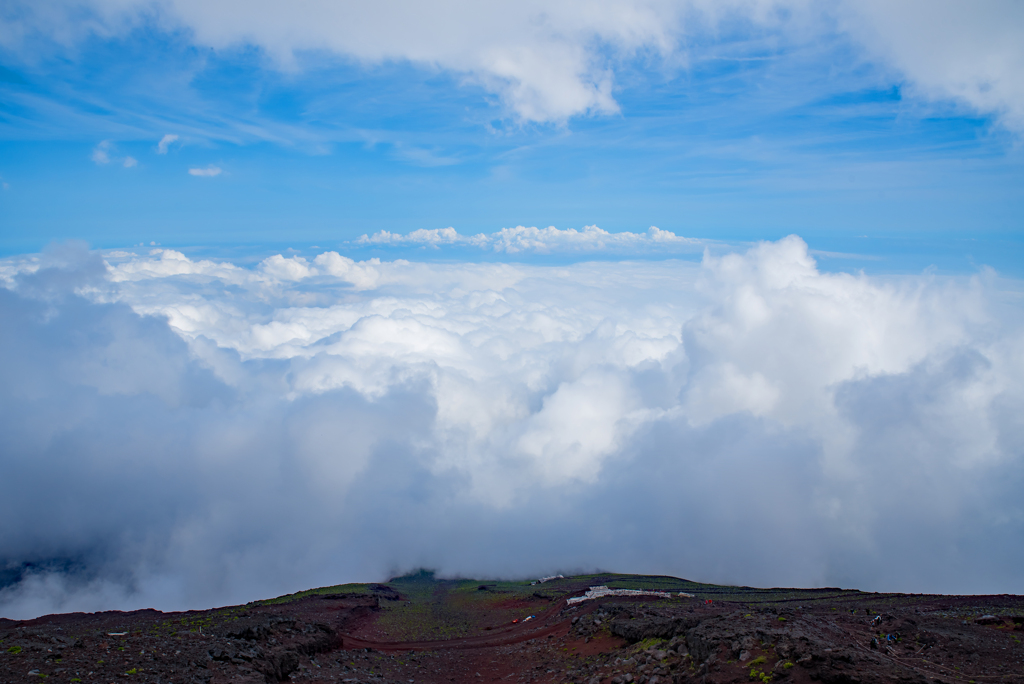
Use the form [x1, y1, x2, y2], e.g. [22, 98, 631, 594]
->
[2, 575, 1023, 684]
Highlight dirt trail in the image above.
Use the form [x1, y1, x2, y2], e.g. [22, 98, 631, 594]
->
[340, 596, 573, 651]
[340, 618, 571, 651]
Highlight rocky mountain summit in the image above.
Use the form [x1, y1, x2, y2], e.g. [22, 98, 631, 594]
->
[2, 573, 1022, 684]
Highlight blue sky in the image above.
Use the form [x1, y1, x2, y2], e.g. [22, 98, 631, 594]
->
[1, 0, 1021, 273]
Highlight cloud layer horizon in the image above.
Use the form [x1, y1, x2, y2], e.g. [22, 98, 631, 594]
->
[1, 236, 1022, 620]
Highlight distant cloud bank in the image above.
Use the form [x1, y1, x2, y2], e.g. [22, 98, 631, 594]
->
[356, 225, 702, 254]
[0, 236, 1021, 619]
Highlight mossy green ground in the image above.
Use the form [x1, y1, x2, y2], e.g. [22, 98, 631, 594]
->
[375, 573, 561, 641]
[254, 583, 373, 606]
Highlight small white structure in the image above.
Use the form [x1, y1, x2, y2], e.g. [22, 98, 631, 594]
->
[566, 586, 694, 605]
[531, 574, 566, 585]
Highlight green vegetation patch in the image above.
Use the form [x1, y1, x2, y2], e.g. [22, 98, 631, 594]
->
[633, 637, 666, 652]
[377, 583, 481, 641]
[255, 582, 372, 606]
[373, 570, 556, 640]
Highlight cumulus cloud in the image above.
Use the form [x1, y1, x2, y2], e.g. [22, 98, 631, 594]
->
[357, 225, 703, 254]
[122, 155, 137, 167]
[188, 165, 221, 177]
[0, 237, 1022, 619]
[3, 1, 1023, 128]
[156, 134, 178, 154]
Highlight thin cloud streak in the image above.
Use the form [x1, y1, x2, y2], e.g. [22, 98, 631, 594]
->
[156, 134, 178, 154]
[188, 165, 221, 177]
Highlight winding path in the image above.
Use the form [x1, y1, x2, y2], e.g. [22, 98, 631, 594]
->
[339, 597, 574, 652]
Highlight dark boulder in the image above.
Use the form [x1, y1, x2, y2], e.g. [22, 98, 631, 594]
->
[226, 623, 271, 641]
[256, 648, 300, 682]
[370, 585, 402, 601]
[611, 615, 701, 642]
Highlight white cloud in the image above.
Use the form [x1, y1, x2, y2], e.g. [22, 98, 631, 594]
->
[2, 0, 677, 123]
[107, 248, 247, 282]
[360, 226, 468, 247]
[357, 224, 703, 254]
[91, 140, 112, 164]
[91, 140, 138, 167]
[156, 133, 178, 154]
[188, 165, 221, 176]
[0, 237, 1022, 619]
[4, 1, 1021, 128]
[140, 0, 678, 123]
[489, 224, 699, 253]
[839, 0, 1024, 132]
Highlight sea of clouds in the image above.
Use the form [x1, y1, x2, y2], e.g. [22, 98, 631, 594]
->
[1, 235, 1023, 619]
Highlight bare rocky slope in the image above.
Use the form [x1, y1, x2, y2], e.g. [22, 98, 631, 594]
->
[2, 572, 1022, 684]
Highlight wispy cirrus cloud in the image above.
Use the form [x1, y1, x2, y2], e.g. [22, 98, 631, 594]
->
[187, 165, 221, 177]
[2, 1, 1022, 131]
[90, 140, 137, 168]
[90, 140, 112, 164]
[156, 134, 178, 154]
